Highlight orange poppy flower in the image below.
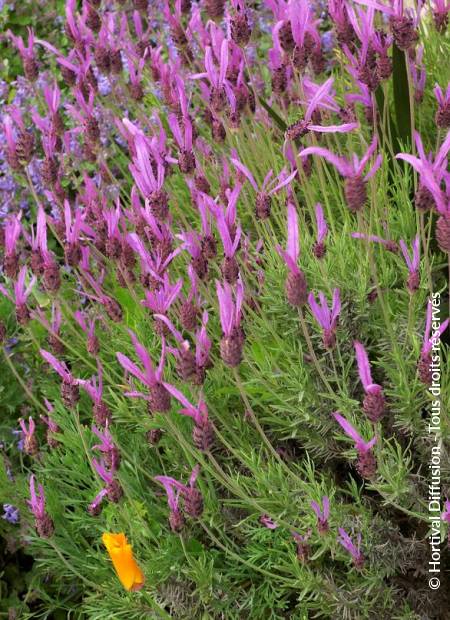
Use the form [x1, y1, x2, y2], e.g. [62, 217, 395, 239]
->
[102, 532, 145, 591]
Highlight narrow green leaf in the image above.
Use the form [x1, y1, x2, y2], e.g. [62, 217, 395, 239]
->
[257, 97, 287, 132]
[392, 44, 411, 147]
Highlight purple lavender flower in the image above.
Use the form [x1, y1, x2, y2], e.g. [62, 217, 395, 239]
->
[129, 132, 169, 221]
[310, 496, 330, 534]
[276, 202, 308, 307]
[28, 475, 54, 537]
[40, 401, 60, 449]
[337, 527, 364, 568]
[19, 416, 38, 456]
[40, 349, 80, 408]
[312, 203, 328, 258]
[117, 332, 170, 414]
[163, 383, 213, 451]
[396, 130, 450, 217]
[79, 362, 112, 426]
[351, 232, 398, 253]
[91, 457, 123, 507]
[92, 423, 121, 471]
[74, 310, 99, 355]
[299, 137, 382, 212]
[433, 84, 450, 128]
[142, 274, 183, 332]
[0, 266, 36, 325]
[154, 475, 184, 532]
[3, 213, 22, 277]
[260, 514, 278, 529]
[399, 235, 420, 293]
[333, 411, 377, 478]
[216, 278, 245, 367]
[308, 288, 341, 349]
[291, 529, 312, 562]
[285, 77, 358, 141]
[231, 157, 297, 220]
[191, 39, 232, 114]
[8, 28, 38, 81]
[431, 0, 449, 32]
[354, 341, 386, 422]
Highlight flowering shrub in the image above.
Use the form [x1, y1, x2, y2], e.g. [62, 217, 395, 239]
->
[0, 0, 449, 618]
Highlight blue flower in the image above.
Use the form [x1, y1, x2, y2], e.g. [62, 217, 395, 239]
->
[2, 504, 20, 524]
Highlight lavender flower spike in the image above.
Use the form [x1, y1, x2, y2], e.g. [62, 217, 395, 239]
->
[0, 266, 36, 326]
[337, 528, 364, 569]
[313, 203, 328, 258]
[216, 278, 245, 367]
[354, 341, 386, 422]
[19, 417, 38, 456]
[399, 235, 420, 293]
[310, 496, 330, 534]
[116, 331, 170, 414]
[155, 474, 186, 532]
[299, 137, 382, 213]
[28, 475, 54, 538]
[333, 412, 377, 479]
[163, 382, 214, 451]
[231, 156, 297, 220]
[92, 458, 123, 505]
[308, 289, 341, 349]
[351, 232, 399, 254]
[291, 529, 312, 562]
[276, 202, 308, 307]
[40, 349, 80, 408]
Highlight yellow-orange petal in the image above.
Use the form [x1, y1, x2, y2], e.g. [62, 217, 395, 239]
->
[102, 532, 145, 591]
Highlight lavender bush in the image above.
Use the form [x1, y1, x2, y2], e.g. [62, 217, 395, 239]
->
[0, 0, 449, 617]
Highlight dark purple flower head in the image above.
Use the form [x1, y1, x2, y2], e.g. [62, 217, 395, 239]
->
[92, 458, 114, 486]
[311, 496, 330, 533]
[3, 214, 22, 257]
[216, 279, 244, 338]
[351, 232, 399, 253]
[195, 311, 212, 370]
[354, 341, 382, 396]
[399, 235, 420, 292]
[421, 300, 449, 357]
[117, 331, 167, 391]
[163, 382, 209, 427]
[286, 77, 358, 140]
[308, 289, 341, 345]
[442, 499, 450, 524]
[300, 136, 382, 181]
[40, 349, 77, 385]
[337, 527, 364, 568]
[27, 475, 47, 520]
[260, 514, 278, 529]
[276, 202, 301, 276]
[314, 203, 328, 245]
[155, 464, 202, 523]
[0, 267, 36, 308]
[333, 411, 377, 454]
[142, 273, 183, 315]
[396, 130, 450, 214]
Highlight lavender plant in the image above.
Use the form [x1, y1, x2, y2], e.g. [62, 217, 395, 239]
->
[0, 0, 449, 618]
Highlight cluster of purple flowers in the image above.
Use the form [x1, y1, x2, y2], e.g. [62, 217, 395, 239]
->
[0, 0, 448, 583]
